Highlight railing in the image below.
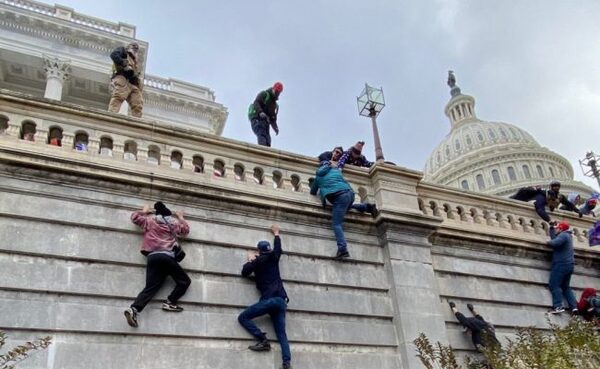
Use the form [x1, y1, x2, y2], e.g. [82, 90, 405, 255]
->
[144, 75, 173, 92]
[3, 0, 135, 37]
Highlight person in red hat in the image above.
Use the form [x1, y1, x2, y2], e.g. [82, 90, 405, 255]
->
[546, 220, 578, 315]
[337, 141, 374, 169]
[247, 82, 283, 147]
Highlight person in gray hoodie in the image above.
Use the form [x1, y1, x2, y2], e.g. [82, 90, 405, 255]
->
[546, 220, 578, 314]
[310, 161, 377, 259]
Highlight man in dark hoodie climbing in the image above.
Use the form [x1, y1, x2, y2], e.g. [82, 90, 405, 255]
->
[108, 42, 143, 117]
[509, 180, 581, 222]
[448, 302, 500, 352]
[546, 220, 578, 314]
[310, 161, 378, 259]
[248, 82, 283, 147]
[238, 224, 291, 369]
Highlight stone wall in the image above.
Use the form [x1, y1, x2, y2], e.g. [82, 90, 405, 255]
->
[0, 91, 598, 369]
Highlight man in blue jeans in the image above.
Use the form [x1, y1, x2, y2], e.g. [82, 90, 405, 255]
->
[238, 224, 291, 369]
[546, 220, 578, 314]
[310, 161, 378, 260]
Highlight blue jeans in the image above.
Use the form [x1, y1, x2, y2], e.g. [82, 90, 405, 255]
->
[549, 263, 577, 309]
[238, 297, 291, 364]
[330, 190, 369, 251]
[251, 118, 271, 147]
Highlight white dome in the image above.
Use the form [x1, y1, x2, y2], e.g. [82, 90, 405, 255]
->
[423, 76, 594, 197]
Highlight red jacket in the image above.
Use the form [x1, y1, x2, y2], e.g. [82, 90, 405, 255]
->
[131, 212, 189, 253]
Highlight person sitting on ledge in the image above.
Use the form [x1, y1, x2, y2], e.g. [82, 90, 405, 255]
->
[124, 202, 191, 328]
[546, 220, 578, 315]
[317, 146, 344, 162]
[310, 160, 378, 260]
[238, 224, 291, 369]
[448, 301, 500, 352]
[510, 180, 581, 222]
[337, 141, 373, 169]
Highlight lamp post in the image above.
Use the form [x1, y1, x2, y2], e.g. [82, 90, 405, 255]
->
[579, 151, 600, 190]
[357, 83, 385, 163]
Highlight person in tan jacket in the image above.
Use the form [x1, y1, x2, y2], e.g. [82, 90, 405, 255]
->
[108, 42, 143, 117]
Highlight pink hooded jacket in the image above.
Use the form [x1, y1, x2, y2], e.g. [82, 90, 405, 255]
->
[131, 211, 190, 253]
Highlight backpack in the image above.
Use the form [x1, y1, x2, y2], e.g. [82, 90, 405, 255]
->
[589, 220, 600, 247]
[247, 90, 272, 119]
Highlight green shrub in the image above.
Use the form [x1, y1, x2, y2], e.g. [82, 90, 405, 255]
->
[414, 319, 600, 369]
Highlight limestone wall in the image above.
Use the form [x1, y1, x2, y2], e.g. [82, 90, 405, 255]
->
[0, 91, 598, 369]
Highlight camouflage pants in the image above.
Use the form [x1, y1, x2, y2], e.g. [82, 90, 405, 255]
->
[107, 75, 143, 118]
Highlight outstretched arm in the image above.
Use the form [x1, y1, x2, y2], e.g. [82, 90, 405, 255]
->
[271, 224, 282, 260]
[534, 194, 551, 222]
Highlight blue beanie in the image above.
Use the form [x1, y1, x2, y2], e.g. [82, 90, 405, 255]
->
[257, 240, 271, 253]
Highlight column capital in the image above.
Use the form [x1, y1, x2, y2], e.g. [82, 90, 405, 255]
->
[43, 55, 72, 81]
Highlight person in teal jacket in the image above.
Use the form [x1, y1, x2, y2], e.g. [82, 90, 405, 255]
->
[310, 161, 377, 259]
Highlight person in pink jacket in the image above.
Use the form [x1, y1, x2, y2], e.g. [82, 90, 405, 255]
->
[124, 202, 191, 328]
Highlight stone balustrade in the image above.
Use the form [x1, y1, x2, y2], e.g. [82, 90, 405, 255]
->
[144, 75, 173, 92]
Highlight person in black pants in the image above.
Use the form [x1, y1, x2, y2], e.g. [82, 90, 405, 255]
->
[238, 224, 292, 369]
[124, 202, 191, 328]
[448, 301, 500, 351]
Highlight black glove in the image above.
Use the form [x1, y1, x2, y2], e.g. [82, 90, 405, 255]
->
[448, 301, 456, 309]
[579, 211, 583, 218]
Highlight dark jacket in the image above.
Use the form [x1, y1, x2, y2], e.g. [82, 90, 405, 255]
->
[338, 150, 373, 169]
[248, 88, 279, 131]
[241, 236, 288, 301]
[110, 46, 141, 86]
[318, 151, 333, 162]
[510, 187, 580, 221]
[310, 163, 353, 205]
[548, 227, 575, 265]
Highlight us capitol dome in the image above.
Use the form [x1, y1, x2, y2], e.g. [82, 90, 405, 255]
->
[423, 72, 594, 197]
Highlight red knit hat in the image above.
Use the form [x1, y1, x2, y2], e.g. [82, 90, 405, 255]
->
[273, 82, 284, 93]
[557, 221, 570, 232]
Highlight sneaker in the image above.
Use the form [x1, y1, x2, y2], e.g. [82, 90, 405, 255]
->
[448, 301, 456, 309]
[281, 363, 292, 369]
[124, 307, 138, 327]
[571, 308, 579, 315]
[248, 339, 271, 352]
[334, 249, 350, 260]
[547, 307, 565, 314]
[162, 300, 184, 312]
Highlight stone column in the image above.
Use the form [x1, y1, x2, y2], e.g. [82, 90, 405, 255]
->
[43, 56, 71, 101]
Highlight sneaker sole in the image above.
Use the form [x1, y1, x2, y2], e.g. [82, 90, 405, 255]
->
[124, 311, 138, 327]
[248, 346, 271, 352]
[162, 306, 184, 312]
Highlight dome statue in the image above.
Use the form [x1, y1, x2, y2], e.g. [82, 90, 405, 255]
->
[423, 72, 594, 197]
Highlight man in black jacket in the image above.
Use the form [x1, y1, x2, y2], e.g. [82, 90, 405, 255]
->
[448, 301, 500, 352]
[108, 42, 143, 117]
[238, 224, 291, 369]
[247, 82, 283, 147]
[510, 180, 581, 222]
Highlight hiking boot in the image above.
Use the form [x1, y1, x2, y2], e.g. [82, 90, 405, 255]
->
[281, 362, 292, 369]
[162, 300, 184, 312]
[547, 307, 565, 315]
[124, 307, 138, 328]
[248, 339, 271, 352]
[368, 203, 379, 218]
[334, 248, 350, 260]
[448, 301, 456, 309]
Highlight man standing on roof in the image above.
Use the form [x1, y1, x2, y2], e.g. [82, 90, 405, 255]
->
[108, 42, 143, 118]
[248, 82, 283, 147]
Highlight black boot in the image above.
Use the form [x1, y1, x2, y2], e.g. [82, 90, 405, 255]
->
[248, 339, 271, 352]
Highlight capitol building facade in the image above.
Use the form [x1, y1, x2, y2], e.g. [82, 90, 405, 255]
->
[423, 74, 594, 197]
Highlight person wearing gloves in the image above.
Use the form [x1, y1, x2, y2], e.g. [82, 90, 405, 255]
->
[546, 220, 578, 314]
[447, 301, 500, 351]
[248, 82, 283, 147]
[337, 141, 374, 169]
[510, 180, 581, 222]
[124, 202, 191, 328]
[310, 160, 378, 260]
[238, 224, 292, 369]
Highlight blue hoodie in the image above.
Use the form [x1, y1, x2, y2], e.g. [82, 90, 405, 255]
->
[548, 227, 574, 265]
[310, 163, 352, 202]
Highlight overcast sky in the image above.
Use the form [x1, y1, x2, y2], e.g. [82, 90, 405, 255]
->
[59, 0, 600, 189]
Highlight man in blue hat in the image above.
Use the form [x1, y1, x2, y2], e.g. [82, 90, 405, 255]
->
[238, 224, 291, 369]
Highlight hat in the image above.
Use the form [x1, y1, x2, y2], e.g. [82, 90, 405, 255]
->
[589, 199, 598, 207]
[257, 240, 271, 253]
[273, 82, 284, 93]
[351, 141, 365, 154]
[556, 221, 570, 232]
[154, 201, 172, 217]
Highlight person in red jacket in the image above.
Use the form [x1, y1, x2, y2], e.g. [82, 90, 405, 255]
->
[577, 288, 600, 321]
[124, 202, 191, 328]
